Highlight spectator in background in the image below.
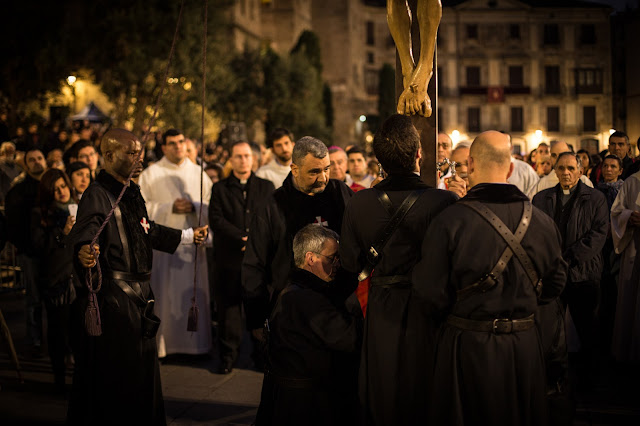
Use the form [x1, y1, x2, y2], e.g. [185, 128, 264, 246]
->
[328, 146, 352, 186]
[205, 163, 223, 184]
[0, 141, 23, 182]
[592, 131, 637, 183]
[256, 128, 294, 189]
[249, 141, 262, 173]
[31, 168, 77, 390]
[346, 147, 373, 191]
[67, 161, 91, 200]
[47, 149, 65, 170]
[67, 140, 99, 180]
[577, 149, 593, 178]
[536, 155, 553, 178]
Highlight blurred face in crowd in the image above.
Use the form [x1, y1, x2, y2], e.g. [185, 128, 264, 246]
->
[309, 238, 339, 282]
[550, 141, 570, 166]
[451, 146, 470, 186]
[206, 168, 220, 184]
[347, 152, 367, 180]
[437, 133, 453, 162]
[555, 154, 581, 190]
[185, 139, 198, 164]
[292, 153, 330, 196]
[162, 133, 187, 164]
[77, 146, 99, 171]
[577, 152, 590, 171]
[272, 135, 294, 164]
[230, 142, 253, 179]
[71, 168, 91, 195]
[329, 150, 348, 182]
[25, 150, 47, 179]
[536, 156, 552, 177]
[47, 149, 65, 170]
[602, 158, 623, 183]
[537, 143, 549, 157]
[53, 177, 71, 204]
[609, 136, 629, 160]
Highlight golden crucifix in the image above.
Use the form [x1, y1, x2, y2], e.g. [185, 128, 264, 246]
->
[387, 0, 442, 117]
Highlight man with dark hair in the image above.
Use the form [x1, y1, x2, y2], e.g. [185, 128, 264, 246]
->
[67, 139, 100, 179]
[591, 131, 638, 183]
[5, 148, 48, 357]
[413, 130, 566, 425]
[242, 136, 352, 347]
[256, 224, 362, 425]
[533, 151, 608, 406]
[346, 147, 374, 190]
[69, 129, 208, 425]
[209, 141, 274, 374]
[340, 114, 457, 425]
[256, 128, 294, 189]
[138, 128, 214, 359]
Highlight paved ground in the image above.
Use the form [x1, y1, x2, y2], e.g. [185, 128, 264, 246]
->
[2, 286, 640, 425]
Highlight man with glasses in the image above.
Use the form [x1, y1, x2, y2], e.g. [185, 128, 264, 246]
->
[256, 224, 361, 425]
[68, 139, 100, 180]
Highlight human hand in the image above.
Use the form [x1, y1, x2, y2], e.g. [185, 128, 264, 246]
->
[241, 235, 248, 252]
[172, 198, 195, 213]
[78, 244, 100, 268]
[63, 215, 76, 235]
[445, 174, 467, 198]
[193, 225, 208, 245]
[629, 211, 640, 227]
[251, 328, 265, 342]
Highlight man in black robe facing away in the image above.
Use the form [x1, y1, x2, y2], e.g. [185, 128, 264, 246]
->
[412, 130, 567, 425]
[242, 136, 353, 343]
[256, 224, 362, 425]
[68, 129, 208, 425]
[339, 114, 457, 425]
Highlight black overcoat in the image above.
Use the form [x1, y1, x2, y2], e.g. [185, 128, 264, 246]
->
[209, 172, 275, 271]
[255, 268, 362, 426]
[412, 183, 567, 426]
[67, 170, 181, 426]
[339, 172, 457, 425]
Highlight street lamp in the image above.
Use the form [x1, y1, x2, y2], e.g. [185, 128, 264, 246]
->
[67, 75, 77, 113]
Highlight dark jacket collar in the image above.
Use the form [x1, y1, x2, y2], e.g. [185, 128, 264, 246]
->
[545, 180, 588, 200]
[464, 183, 529, 203]
[226, 171, 254, 186]
[96, 169, 141, 201]
[375, 172, 431, 191]
[289, 267, 330, 292]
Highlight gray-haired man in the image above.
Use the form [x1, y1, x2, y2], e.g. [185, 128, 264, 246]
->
[242, 136, 353, 348]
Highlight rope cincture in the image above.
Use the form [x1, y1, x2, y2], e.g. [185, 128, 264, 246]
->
[187, 0, 208, 332]
[84, 0, 187, 337]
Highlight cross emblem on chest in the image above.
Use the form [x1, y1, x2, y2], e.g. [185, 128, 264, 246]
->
[313, 216, 328, 227]
[140, 217, 150, 234]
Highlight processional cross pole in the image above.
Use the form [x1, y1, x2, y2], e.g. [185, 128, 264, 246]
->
[387, 0, 442, 186]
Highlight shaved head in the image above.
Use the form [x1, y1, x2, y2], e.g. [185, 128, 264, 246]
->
[101, 128, 138, 155]
[468, 131, 513, 186]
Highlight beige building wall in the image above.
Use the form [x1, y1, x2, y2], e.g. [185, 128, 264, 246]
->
[261, 0, 312, 55]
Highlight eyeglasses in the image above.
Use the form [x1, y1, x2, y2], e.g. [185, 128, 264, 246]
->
[313, 252, 339, 264]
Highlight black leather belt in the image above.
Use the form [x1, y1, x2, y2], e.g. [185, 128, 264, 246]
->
[370, 275, 411, 287]
[106, 270, 151, 282]
[266, 371, 321, 389]
[446, 314, 535, 334]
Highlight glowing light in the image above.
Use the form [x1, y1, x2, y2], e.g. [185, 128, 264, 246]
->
[535, 130, 543, 139]
[451, 130, 460, 145]
[183, 82, 192, 91]
[365, 134, 373, 143]
[359, 115, 367, 122]
[67, 75, 77, 85]
[610, 128, 616, 135]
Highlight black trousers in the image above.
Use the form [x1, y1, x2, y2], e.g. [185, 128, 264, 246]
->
[214, 268, 244, 364]
[562, 280, 600, 358]
[44, 299, 71, 382]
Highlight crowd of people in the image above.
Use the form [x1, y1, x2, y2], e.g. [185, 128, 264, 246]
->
[0, 112, 639, 425]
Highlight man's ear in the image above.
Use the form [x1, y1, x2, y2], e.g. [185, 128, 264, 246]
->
[506, 161, 515, 180]
[467, 156, 475, 175]
[290, 162, 299, 177]
[305, 251, 315, 268]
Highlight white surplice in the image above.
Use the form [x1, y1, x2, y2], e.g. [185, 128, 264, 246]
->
[610, 171, 640, 362]
[139, 157, 213, 357]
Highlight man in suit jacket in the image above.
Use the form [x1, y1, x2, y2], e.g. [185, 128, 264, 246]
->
[209, 141, 275, 373]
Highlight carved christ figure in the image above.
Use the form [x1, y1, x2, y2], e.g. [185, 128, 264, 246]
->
[387, 0, 442, 117]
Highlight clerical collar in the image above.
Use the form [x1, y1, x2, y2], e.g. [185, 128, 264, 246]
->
[240, 179, 247, 185]
[562, 184, 578, 195]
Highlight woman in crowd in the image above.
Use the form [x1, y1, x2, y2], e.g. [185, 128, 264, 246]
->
[577, 149, 593, 178]
[31, 168, 77, 390]
[66, 161, 91, 199]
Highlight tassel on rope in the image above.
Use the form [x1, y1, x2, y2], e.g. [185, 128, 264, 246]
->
[84, 252, 103, 336]
[187, 298, 199, 332]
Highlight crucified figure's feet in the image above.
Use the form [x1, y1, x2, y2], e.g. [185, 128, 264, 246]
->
[397, 70, 433, 117]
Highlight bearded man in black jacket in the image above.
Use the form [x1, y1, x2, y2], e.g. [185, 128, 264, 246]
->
[242, 136, 353, 341]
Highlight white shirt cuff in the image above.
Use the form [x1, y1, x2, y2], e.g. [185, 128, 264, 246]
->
[181, 228, 194, 245]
